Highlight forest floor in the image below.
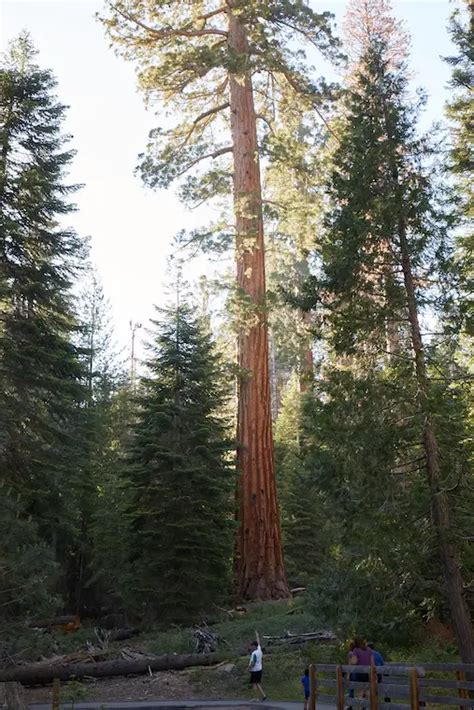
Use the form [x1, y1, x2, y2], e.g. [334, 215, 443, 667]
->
[14, 600, 459, 707]
[20, 599, 324, 705]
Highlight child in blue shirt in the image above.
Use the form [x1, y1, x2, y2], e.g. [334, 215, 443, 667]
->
[301, 668, 310, 710]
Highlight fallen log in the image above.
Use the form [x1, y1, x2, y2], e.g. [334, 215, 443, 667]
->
[263, 631, 336, 646]
[27, 616, 81, 635]
[263, 630, 335, 644]
[39, 650, 107, 666]
[27, 616, 78, 629]
[0, 652, 218, 686]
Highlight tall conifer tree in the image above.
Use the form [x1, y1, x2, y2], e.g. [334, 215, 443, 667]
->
[71, 269, 124, 612]
[127, 283, 234, 620]
[100, 0, 339, 599]
[308, 0, 473, 661]
[445, 0, 473, 332]
[0, 35, 85, 585]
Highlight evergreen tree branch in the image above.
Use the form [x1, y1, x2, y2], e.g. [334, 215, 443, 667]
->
[198, 7, 227, 23]
[109, 3, 228, 38]
[175, 146, 233, 177]
[279, 69, 339, 141]
[178, 103, 230, 150]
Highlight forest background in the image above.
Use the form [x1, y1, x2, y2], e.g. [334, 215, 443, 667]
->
[0, 0, 472, 669]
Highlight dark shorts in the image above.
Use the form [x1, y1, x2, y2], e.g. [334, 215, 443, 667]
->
[304, 692, 310, 699]
[355, 672, 369, 683]
[250, 670, 262, 684]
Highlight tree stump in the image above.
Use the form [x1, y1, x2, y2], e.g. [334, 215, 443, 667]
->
[1, 682, 26, 710]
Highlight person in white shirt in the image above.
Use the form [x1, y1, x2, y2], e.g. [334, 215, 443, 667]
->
[248, 631, 267, 701]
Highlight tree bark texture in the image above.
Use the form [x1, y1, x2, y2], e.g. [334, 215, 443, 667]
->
[0, 653, 218, 686]
[1, 682, 26, 710]
[299, 309, 314, 392]
[398, 218, 474, 665]
[227, 6, 289, 601]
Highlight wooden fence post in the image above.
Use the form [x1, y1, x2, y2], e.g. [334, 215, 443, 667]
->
[409, 667, 419, 710]
[52, 677, 60, 710]
[456, 670, 469, 710]
[369, 663, 378, 710]
[309, 663, 317, 710]
[336, 665, 345, 710]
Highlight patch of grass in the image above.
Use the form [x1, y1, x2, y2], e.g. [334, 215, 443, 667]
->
[6, 626, 99, 663]
[259, 651, 308, 701]
[53, 627, 101, 654]
[141, 597, 321, 659]
[142, 627, 196, 656]
[61, 679, 89, 707]
[210, 599, 320, 654]
[388, 640, 459, 665]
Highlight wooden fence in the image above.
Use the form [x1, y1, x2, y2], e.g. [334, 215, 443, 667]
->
[308, 662, 474, 710]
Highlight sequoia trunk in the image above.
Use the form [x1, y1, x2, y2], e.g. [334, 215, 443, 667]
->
[227, 7, 289, 600]
[399, 218, 474, 665]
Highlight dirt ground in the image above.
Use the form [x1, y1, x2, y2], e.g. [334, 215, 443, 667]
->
[23, 668, 243, 705]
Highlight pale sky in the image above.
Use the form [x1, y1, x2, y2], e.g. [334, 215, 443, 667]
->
[1, 0, 456, 357]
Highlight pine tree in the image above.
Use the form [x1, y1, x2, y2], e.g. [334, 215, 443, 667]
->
[0, 488, 59, 622]
[275, 377, 333, 586]
[264, 105, 327, 398]
[445, 0, 473, 194]
[70, 268, 125, 613]
[126, 284, 235, 620]
[307, 0, 473, 661]
[445, 0, 473, 333]
[89, 384, 136, 613]
[0, 35, 86, 596]
[99, 0, 339, 599]
[302, 367, 436, 641]
[443, 2, 474, 614]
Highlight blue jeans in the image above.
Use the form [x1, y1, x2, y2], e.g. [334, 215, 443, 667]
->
[348, 671, 356, 700]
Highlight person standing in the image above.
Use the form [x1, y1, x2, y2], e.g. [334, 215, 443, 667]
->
[301, 668, 310, 710]
[367, 642, 384, 671]
[248, 631, 267, 701]
[367, 642, 390, 703]
[349, 638, 373, 700]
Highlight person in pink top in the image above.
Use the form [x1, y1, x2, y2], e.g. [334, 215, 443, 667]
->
[349, 637, 373, 700]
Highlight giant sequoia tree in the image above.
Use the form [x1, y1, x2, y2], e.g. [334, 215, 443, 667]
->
[100, 0, 337, 599]
[0, 35, 85, 594]
[308, 0, 473, 662]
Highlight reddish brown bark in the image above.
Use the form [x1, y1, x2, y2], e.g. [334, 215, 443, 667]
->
[399, 218, 474, 665]
[227, 7, 289, 601]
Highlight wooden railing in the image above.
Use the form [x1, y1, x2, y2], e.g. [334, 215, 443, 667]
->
[308, 662, 474, 710]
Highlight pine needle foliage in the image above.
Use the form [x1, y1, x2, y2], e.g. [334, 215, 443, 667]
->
[445, 0, 473, 333]
[99, 0, 339, 203]
[0, 34, 85, 591]
[302, 0, 473, 659]
[127, 293, 235, 621]
[316, 40, 449, 359]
